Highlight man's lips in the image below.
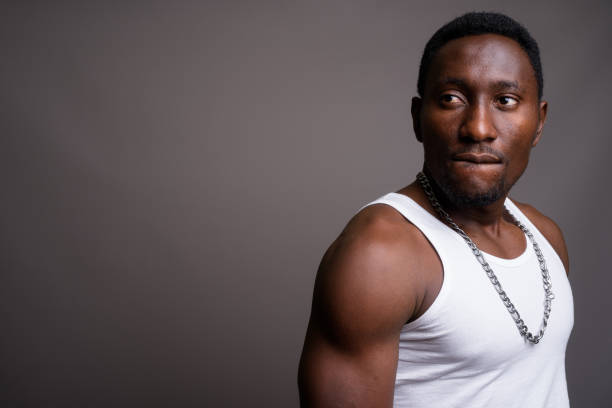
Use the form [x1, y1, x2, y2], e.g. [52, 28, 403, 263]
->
[452, 152, 502, 164]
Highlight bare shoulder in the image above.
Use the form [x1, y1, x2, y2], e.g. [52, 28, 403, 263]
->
[298, 200, 441, 405]
[311, 203, 432, 346]
[512, 199, 570, 275]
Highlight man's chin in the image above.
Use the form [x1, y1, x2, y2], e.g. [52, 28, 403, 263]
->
[447, 190, 505, 208]
[436, 178, 507, 209]
[424, 165, 509, 209]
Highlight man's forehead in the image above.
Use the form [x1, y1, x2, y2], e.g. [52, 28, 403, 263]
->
[426, 34, 538, 93]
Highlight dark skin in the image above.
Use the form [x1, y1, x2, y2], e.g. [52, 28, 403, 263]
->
[298, 34, 569, 407]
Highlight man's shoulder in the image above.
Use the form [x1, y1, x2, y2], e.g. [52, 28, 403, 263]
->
[311, 202, 433, 337]
[325, 201, 431, 272]
[511, 199, 570, 274]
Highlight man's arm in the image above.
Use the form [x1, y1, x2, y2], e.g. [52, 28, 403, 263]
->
[298, 206, 426, 407]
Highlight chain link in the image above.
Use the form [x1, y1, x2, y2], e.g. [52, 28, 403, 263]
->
[416, 172, 554, 344]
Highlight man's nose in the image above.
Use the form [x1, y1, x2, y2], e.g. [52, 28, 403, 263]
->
[459, 102, 497, 142]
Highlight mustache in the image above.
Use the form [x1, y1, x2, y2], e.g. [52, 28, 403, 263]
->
[453, 145, 506, 162]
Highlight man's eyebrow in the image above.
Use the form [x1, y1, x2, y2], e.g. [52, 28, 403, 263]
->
[438, 77, 468, 88]
[492, 80, 521, 91]
[436, 77, 523, 92]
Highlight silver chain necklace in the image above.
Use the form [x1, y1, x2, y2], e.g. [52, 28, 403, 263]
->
[416, 172, 555, 344]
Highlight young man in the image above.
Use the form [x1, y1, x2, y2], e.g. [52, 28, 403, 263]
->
[298, 12, 573, 407]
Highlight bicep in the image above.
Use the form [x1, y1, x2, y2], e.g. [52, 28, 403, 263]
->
[298, 320, 399, 407]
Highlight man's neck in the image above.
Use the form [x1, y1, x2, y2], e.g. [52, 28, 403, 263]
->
[446, 200, 511, 237]
[422, 170, 512, 237]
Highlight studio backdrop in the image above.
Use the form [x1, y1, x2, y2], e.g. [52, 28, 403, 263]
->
[1, 1, 610, 406]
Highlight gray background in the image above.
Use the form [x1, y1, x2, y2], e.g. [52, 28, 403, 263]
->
[1, 1, 610, 407]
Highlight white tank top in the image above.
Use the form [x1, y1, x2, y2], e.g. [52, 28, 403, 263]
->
[361, 193, 574, 408]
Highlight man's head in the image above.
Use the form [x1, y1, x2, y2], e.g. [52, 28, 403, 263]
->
[412, 12, 547, 209]
[417, 12, 544, 101]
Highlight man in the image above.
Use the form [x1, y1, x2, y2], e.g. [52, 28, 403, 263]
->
[298, 12, 574, 407]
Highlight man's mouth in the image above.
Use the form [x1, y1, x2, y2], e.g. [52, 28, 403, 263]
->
[452, 152, 502, 164]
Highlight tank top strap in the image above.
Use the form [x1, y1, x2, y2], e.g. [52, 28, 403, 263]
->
[504, 198, 543, 241]
[358, 192, 458, 247]
[504, 197, 567, 273]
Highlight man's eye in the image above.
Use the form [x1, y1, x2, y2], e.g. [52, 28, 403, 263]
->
[498, 96, 518, 106]
[441, 94, 462, 104]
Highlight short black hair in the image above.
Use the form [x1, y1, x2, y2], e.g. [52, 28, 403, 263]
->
[417, 12, 543, 99]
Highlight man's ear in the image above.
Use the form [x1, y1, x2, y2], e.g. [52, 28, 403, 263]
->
[532, 100, 548, 147]
[411, 96, 423, 143]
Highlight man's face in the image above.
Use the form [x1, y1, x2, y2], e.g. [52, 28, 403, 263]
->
[412, 34, 547, 208]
